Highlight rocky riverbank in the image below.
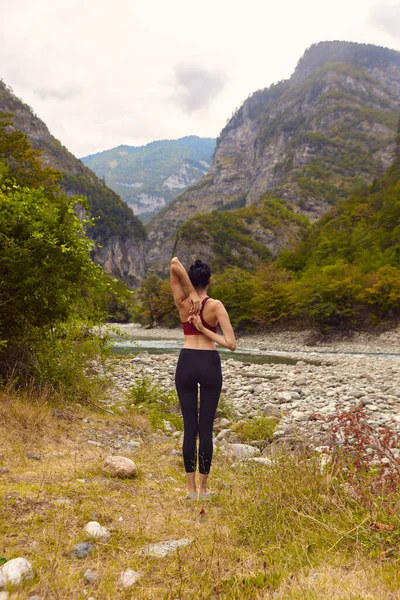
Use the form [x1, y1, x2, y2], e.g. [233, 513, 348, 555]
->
[103, 349, 400, 455]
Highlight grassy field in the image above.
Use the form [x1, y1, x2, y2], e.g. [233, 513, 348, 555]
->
[0, 385, 399, 599]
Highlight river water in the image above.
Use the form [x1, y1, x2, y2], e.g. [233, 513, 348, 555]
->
[109, 337, 400, 366]
[109, 338, 300, 365]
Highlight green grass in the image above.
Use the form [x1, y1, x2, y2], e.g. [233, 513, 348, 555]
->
[0, 386, 399, 599]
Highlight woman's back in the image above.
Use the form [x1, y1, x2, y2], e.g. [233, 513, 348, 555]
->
[181, 296, 219, 350]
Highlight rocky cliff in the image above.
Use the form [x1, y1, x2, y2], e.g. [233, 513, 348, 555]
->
[0, 80, 146, 286]
[147, 41, 400, 272]
[82, 136, 215, 222]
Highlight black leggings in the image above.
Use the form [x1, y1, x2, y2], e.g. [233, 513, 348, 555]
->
[175, 349, 222, 475]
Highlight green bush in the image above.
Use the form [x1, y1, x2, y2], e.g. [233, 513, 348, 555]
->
[127, 376, 182, 431]
[0, 182, 107, 394]
[232, 416, 277, 442]
[0, 118, 110, 395]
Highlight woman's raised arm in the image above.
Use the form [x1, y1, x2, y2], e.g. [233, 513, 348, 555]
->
[170, 257, 201, 314]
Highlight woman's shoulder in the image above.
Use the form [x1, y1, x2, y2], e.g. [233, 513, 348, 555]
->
[206, 297, 224, 310]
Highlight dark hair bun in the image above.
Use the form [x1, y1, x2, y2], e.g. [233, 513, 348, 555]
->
[188, 259, 211, 288]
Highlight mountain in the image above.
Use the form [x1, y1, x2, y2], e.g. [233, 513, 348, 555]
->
[172, 196, 309, 273]
[147, 41, 400, 272]
[0, 80, 146, 287]
[81, 136, 215, 222]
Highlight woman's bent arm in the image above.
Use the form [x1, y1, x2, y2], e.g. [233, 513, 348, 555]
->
[189, 301, 236, 351]
[197, 328, 237, 351]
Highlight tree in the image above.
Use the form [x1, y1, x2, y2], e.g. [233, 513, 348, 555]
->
[0, 116, 108, 393]
[0, 183, 106, 386]
[0, 113, 60, 192]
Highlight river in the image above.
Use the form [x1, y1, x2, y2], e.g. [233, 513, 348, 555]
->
[108, 335, 400, 366]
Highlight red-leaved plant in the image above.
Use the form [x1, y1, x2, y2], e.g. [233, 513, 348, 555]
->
[329, 406, 400, 499]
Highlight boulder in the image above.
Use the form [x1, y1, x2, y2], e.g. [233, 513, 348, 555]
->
[141, 538, 192, 558]
[103, 456, 137, 478]
[117, 569, 142, 588]
[262, 404, 281, 418]
[221, 443, 260, 460]
[247, 457, 272, 466]
[83, 521, 110, 542]
[0, 558, 34, 589]
[215, 418, 231, 429]
[276, 392, 292, 403]
[84, 568, 97, 584]
[70, 542, 95, 558]
[216, 429, 232, 441]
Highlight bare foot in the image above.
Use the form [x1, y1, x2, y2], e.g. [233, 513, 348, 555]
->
[186, 472, 196, 495]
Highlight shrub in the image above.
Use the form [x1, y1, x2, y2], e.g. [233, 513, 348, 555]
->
[0, 182, 107, 394]
[232, 415, 277, 442]
[127, 376, 182, 431]
[330, 406, 400, 501]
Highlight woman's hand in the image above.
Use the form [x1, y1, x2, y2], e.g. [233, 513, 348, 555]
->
[189, 314, 204, 332]
[188, 291, 201, 315]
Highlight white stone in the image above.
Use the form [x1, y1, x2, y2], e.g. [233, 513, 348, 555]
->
[83, 521, 110, 541]
[247, 457, 272, 466]
[117, 569, 142, 588]
[276, 392, 292, 403]
[216, 429, 231, 441]
[0, 558, 34, 589]
[141, 538, 192, 558]
[163, 420, 175, 432]
[84, 568, 97, 584]
[216, 418, 231, 428]
[314, 446, 330, 454]
[103, 456, 137, 478]
[292, 410, 308, 421]
[125, 440, 141, 448]
[221, 443, 260, 460]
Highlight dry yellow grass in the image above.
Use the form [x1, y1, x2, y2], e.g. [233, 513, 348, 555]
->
[0, 388, 399, 599]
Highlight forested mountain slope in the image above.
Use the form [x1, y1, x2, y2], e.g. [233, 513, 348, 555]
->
[0, 80, 146, 286]
[147, 41, 400, 272]
[212, 135, 400, 332]
[82, 136, 215, 222]
[172, 197, 309, 272]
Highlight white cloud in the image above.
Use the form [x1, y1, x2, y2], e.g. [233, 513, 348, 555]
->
[369, 3, 400, 40]
[33, 85, 82, 101]
[169, 64, 228, 112]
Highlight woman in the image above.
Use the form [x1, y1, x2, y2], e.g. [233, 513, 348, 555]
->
[170, 257, 236, 499]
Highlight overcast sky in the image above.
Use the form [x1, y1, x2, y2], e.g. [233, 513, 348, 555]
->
[1, 0, 400, 157]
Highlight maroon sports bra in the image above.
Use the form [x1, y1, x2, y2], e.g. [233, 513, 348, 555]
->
[182, 296, 218, 335]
